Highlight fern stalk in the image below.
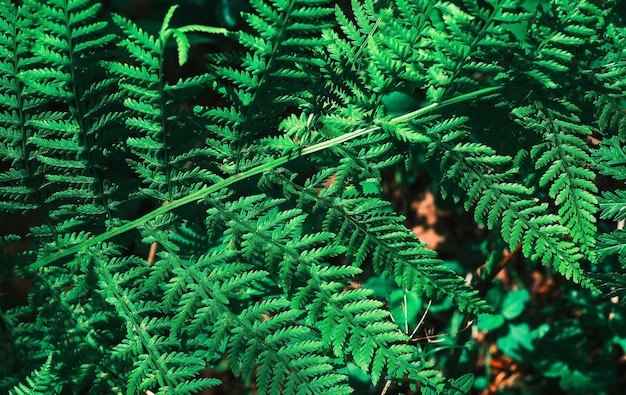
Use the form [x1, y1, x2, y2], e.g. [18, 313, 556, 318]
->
[29, 85, 501, 271]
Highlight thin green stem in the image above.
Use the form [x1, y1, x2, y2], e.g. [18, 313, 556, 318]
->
[28, 85, 501, 271]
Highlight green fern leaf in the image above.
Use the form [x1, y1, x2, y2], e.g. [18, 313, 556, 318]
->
[9, 354, 57, 395]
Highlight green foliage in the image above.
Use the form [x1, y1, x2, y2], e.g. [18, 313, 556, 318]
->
[0, 0, 624, 394]
[8, 354, 58, 395]
[476, 279, 626, 394]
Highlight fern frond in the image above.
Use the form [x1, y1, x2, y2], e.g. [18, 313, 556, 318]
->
[107, 10, 222, 203]
[16, 0, 128, 238]
[319, 186, 488, 313]
[420, 114, 589, 284]
[8, 353, 57, 395]
[0, 1, 43, 213]
[207, 0, 334, 171]
[524, 99, 598, 260]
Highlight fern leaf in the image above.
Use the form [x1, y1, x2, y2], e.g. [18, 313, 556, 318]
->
[107, 11, 221, 202]
[9, 354, 57, 395]
[525, 100, 598, 260]
[422, 113, 589, 284]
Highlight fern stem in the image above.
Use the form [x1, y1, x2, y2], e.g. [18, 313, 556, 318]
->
[158, 34, 173, 201]
[28, 85, 501, 270]
[475, 241, 522, 296]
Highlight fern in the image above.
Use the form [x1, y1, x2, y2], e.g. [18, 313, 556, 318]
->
[0, 0, 625, 394]
[589, 135, 626, 297]
[8, 353, 57, 395]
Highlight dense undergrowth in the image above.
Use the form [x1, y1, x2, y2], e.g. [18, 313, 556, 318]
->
[1, 0, 626, 394]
